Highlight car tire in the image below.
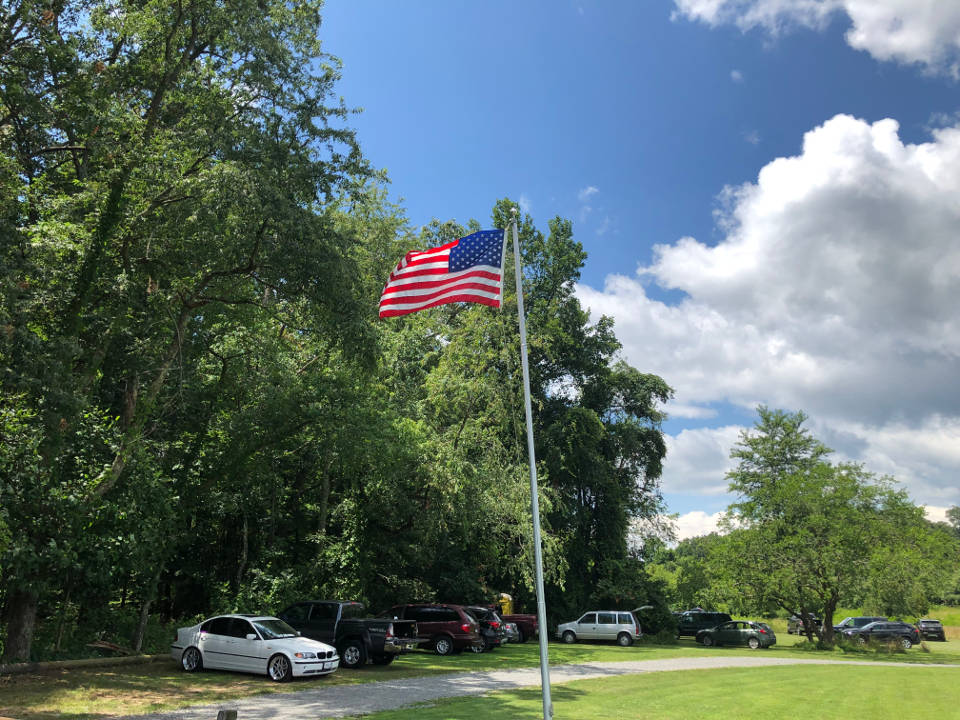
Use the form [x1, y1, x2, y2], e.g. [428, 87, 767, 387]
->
[433, 636, 454, 655]
[267, 653, 293, 682]
[339, 639, 368, 668]
[181, 646, 202, 673]
[617, 632, 632, 647]
[900, 638, 912, 650]
[702, 635, 714, 647]
[562, 631, 576, 644]
[855, 636, 866, 646]
[371, 654, 395, 666]
[748, 637, 760, 650]
[517, 628, 526, 644]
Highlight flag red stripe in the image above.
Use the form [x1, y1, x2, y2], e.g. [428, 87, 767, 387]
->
[379, 282, 503, 306]
[382, 270, 501, 292]
[379, 295, 501, 318]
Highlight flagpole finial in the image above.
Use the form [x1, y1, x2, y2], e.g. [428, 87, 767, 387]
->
[511, 206, 518, 218]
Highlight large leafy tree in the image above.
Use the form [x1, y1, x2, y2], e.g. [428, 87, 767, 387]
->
[1, 0, 370, 660]
[716, 408, 956, 643]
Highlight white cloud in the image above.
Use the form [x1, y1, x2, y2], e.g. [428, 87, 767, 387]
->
[730, 69, 745, 82]
[673, 510, 726, 540]
[578, 186, 600, 202]
[662, 426, 743, 494]
[743, 130, 761, 145]
[665, 402, 719, 419]
[924, 505, 950, 523]
[673, 0, 960, 74]
[578, 114, 960, 509]
[519, 193, 532, 214]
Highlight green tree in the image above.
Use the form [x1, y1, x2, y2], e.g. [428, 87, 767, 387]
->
[1, 0, 370, 660]
[718, 408, 949, 643]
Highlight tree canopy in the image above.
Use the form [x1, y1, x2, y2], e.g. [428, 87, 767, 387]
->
[0, 1, 672, 661]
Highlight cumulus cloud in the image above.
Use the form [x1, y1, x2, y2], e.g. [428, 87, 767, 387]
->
[673, 0, 960, 74]
[662, 426, 744, 495]
[730, 69, 745, 82]
[578, 114, 960, 508]
[673, 510, 727, 540]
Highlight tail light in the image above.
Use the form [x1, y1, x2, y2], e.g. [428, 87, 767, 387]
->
[759, 628, 767, 634]
[461, 623, 471, 633]
[173, 632, 178, 642]
[385, 623, 394, 640]
[636, 623, 641, 636]
[490, 621, 500, 629]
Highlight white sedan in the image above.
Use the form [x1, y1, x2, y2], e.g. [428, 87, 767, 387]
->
[171, 614, 339, 682]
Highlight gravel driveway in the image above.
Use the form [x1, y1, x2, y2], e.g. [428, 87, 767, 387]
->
[128, 655, 956, 720]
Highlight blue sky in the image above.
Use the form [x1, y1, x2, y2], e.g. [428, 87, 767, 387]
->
[322, 1, 960, 538]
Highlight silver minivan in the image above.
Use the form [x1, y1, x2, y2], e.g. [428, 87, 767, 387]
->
[556, 610, 640, 646]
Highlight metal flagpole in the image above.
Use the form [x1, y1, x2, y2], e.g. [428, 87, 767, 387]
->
[510, 208, 553, 720]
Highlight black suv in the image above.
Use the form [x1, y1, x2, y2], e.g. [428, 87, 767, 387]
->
[465, 606, 506, 652]
[916, 619, 946, 641]
[676, 611, 732, 638]
[832, 616, 887, 634]
[841, 621, 920, 649]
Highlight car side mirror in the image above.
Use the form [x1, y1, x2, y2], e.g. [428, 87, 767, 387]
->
[246, 633, 258, 641]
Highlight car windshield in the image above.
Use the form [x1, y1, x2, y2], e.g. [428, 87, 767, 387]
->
[252, 618, 298, 639]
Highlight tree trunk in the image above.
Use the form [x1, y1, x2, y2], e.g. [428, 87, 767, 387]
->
[822, 596, 838, 645]
[131, 565, 164, 653]
[2, 589, 38, 662]
[132, 597, 153, 654]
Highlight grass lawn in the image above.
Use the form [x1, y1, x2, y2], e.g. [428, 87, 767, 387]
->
[2, 630, 958, 719]
[342, 664, 960, 720]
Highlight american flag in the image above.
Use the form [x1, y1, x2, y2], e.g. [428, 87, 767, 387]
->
[379, 229, 506, 318]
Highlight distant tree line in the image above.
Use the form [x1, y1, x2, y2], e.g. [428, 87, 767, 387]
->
[0, 0, 672, 661]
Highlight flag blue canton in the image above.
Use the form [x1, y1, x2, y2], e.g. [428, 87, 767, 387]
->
[449, 230, 505, 272]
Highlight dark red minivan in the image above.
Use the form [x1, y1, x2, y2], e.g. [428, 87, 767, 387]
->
[385, 603, 483, 655]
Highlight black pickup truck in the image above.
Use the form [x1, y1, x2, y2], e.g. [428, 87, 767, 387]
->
[278, 600, 421, 668]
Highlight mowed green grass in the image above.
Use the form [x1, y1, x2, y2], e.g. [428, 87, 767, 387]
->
[2, 629, 959, 719]
[344, 664, 960, 720]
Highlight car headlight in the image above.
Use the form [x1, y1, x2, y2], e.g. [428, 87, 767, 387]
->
[294, 651, 317, 659]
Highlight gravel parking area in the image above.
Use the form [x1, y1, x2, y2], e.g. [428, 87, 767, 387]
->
[127, 655, 959, 720]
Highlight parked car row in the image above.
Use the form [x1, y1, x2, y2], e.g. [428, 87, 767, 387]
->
[172, 599, 539, 682]
[675, 608, 949, 651]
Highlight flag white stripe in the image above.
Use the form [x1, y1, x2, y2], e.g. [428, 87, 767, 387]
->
[391, 259, 451, 277]
[383, 287, 502, 311]
[382, 276, 502, 301]
[385, 264, 502, 288]
[399, 248, 450, 268]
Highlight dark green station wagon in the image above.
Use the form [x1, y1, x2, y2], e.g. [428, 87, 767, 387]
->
[696, 620, 776, 649]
